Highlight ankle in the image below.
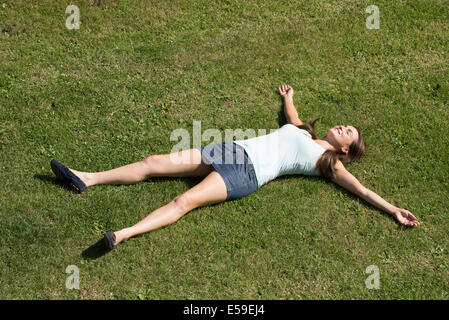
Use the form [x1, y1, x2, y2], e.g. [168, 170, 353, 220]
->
[114, 229, 130, 245]
[82, 173, 95, 187]
[69, 169, 95, 187]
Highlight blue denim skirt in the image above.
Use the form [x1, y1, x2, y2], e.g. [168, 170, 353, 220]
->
[196, 142, 259, 201]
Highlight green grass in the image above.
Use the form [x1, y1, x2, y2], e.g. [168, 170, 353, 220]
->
[1, 0, 448, 299]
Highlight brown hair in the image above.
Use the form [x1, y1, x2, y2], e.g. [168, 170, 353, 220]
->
[296, 118, 365, 180]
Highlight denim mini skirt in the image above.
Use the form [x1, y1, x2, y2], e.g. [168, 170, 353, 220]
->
[196, 142, 259, 201]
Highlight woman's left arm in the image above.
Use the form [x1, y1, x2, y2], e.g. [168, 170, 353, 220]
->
[331, 161, 420, 227]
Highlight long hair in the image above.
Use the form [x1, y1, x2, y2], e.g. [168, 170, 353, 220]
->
[296, 118, 365, 180]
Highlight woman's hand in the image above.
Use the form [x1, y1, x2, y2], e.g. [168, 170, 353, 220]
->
[393, 208, 420, 227]
[278, 84, 294, 101]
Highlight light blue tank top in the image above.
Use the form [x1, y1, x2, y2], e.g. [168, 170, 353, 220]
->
[234, 124, 326, 187]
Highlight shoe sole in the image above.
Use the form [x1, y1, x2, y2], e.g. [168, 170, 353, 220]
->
[104, 232, 117, 249]
[69, 182, 81, 193]
[51, 161, 82, 193]
[51, 162, 64, 181]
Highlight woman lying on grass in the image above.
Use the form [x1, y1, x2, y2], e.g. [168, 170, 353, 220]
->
[50, 84, 419, 249]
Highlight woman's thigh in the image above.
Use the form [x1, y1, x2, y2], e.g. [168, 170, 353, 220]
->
[146, 148, 214, 178]
[175, 170, 228, 213]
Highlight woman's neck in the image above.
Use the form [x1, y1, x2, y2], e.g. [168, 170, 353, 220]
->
[315, 137, 337, 152]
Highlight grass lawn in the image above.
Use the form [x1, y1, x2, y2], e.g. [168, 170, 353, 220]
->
[0, 0, 448, 299]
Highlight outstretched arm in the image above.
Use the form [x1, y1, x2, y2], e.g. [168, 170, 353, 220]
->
[331, 161, 420, 227]
[278, 84, 303, 126]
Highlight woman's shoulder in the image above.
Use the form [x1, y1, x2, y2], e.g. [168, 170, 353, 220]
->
[281, 123, 311, 136]
[334, 159, 347, 172]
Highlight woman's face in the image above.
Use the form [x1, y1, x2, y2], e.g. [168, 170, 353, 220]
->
[327, 125, 359, 154]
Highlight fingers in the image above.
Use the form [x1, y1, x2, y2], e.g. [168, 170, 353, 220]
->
[278, 84, 295, 101]
[409, 214, 420, 226]
[396, 208, 420, 227]
[278, 84, 292, 94]
[400, 217, 416, 227]
[404, 210, 420, 226]
[405, 219, 417, 227]
[400, 212, 420, 227]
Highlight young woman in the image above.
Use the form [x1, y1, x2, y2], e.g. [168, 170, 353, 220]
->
[50, 84, 419, 249]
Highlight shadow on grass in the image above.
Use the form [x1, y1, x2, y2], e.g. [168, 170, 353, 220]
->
[81, 238, 112, 260]
[34, 174, 75, 192]
[35, 174, 58, 184]
[142, 176, 201, 190]
[322, 176, 417, 229]
[275, 174, 415, 229]
[35, 173, 201, 192]
[277, 97, 287, 128]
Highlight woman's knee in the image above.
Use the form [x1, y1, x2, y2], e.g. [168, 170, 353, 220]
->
[135, 156, 151, 179]
[172, 194, 195, 215]
[142, 154, 159, 167]
[176, 173, 227, 209]
[142, 154, 166, 176]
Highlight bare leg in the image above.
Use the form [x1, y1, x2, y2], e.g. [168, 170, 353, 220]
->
[68, 149, 213, 187]
[112, 170, 228, 245]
